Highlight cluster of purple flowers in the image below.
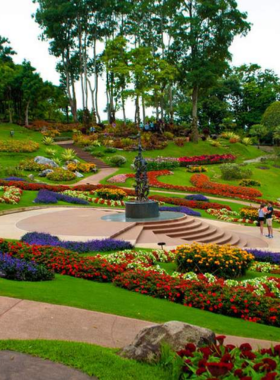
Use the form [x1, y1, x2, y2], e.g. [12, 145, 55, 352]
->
[159, 206, 201, 217]
[246, 249, 280, 265]
[185, 194, 209, 202]
[21, 232, 133, 253]
[3, 177, 27, 181]
[34, 189, 89, 205]
[0, 253, 54, 281]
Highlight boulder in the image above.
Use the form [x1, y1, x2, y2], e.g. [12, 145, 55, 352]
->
[75, 171, 84, 178]
[34, 156, 58, 168]
[39, 169, 54, 177]
[119, 321, 215, 363]
[27, 174, 35, 181]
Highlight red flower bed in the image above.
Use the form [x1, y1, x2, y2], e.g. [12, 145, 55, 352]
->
[149, 194, 231, 210]
[177, 335, 280, 379]
[179, 154, 236, 166]
[0, 240, 126, 282]
[190, 174, 262, 198]
[113, 269, 280, 327]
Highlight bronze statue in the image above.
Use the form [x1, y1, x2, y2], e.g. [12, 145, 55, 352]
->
[134, 133, 150, 202]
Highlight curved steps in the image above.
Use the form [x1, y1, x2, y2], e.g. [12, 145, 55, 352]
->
[110, 214, 267, 248]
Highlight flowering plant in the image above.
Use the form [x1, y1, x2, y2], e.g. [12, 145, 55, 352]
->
[0, 186, 22, 204]
[46, 168, 76, 181]
[175, 243, 254, 278]
[93, 188, 127, 200]
[0, 140, 39, 153]
[150, 195, 230, 211]
[67, 162, 96, 173]
[206, 208, 256, 225]
[186, 166, 207, 173]
[179, 154, 236, 166]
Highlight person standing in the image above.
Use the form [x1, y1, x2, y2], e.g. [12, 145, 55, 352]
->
[265, 202, 274, 238]
[258, 204, 266, 236]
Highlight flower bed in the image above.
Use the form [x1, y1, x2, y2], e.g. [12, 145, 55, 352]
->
[150, 195, 231, 211]
[206, 208, 256, 225]
[179, 154, 236, 166]
[46, 168, 76, 181]
[93, 198, 125, 207]
[19, 159, 51, 172]
[67, 162, 96, 173]
[175, 243, 254, 279]
[177, 335, 280, 379]
[185, 194, 209, 202]
[186, 166, 207, 173]
[94, 188, 127, 200]
[107, 174, 134, 183]
[159, 206, 201, 217]
[246, 249, 280, 265]
[250, 262, 280, 274]
[0, 186, 22, 204]
[0, 140, 39, 152]
[20, 232, 132, 252]
[0, 253, 54, 281]
[34, 189, 90, 205]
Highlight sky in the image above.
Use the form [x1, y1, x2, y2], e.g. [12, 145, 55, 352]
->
[0, 0, 280, 119]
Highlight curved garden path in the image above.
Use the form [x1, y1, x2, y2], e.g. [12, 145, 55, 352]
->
[0, 296, 278, 350]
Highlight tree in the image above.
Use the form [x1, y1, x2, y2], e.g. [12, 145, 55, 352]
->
[170, 0, 250, 142]
[273, 125, 280, 145]
[262, 101, 280, 131]
[250, 124, 268, 149]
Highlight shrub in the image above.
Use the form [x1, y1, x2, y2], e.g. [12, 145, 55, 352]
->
[175, 243, 254, 278]
[163, 131, 174, 140]
[104, 147, 117, 153]
[240, 207, 258, 221]
[174, 137, 185, 147]
[239, 179, 261, 187]
[220, 163, 252, 180]
[222, 132, 240, 141]
[45, 148, 56, 157]
[19, 159, 50, 172]
[43, 136, 54, 145]
[109, 155, 127, 167]
[94, 188, 127, 200]
[186, 166, 207, 173]
[0, 253, 54, 281]
[42, 129, 60, 138]
[146, 161, 179, 171]
[185, 194, 209, 202]
[67, 162, 96, 173]
[242, 137, 253, 146]
[46, 168, 76, 182]
[61, 149, 76, 161]
[0, 140, 39, 153]
[207, 138, 221, 147]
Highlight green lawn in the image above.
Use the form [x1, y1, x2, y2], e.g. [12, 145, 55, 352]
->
[0, 340, 170, 380]
[0, 274, 279, 342]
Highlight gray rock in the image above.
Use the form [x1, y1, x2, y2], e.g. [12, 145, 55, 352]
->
[75, 171, 84, 178]
[34, 156, 58, 168]
[39, 169, 54, 177]
[27, 174, 35, 181]
[119, 321, 215, 363]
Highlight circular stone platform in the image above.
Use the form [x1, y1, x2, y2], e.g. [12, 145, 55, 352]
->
[101, 211, 185, 223]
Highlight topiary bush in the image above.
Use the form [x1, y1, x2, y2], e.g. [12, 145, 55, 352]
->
[46, 168, 76, 181]
[239, 179, 261, 187]
[220, 163, 252, 180]
[109, 155, 127, 167]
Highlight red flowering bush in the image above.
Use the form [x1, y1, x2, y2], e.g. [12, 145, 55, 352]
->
[177, 335, 280, 379]
[179, 154, 236, 166]
[114, 269, 280, 327]
[149, 195, 231, 211]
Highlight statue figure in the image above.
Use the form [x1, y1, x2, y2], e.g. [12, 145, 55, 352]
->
[134, 133, 150, 202]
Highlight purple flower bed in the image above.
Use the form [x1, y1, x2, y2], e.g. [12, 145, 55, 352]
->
[34, 189, 89, 205]
[0, 253, 54, 281]
[185, 194, 209, 202]
[3, 177, 27, 181]
[246, 249, 280, 265]
[159, 206, 201, 217]
[21, 232, 133, 253]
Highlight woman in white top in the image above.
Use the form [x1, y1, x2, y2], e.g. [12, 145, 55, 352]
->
[258, 204, 266, 235]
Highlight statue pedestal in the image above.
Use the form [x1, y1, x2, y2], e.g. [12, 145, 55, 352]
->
[125, 201, 159, 219]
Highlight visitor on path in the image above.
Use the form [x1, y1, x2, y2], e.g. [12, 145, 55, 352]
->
[258, 204, 266, 235]
[265, 202, 274, 238]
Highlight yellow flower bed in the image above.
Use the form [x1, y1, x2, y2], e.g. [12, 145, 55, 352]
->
[0, 140, 39, 153]
[240, 208, 258, 221]
[175, 243, 254, 279]
[67, 162, 96, 173]
[94, 188, 127, 201]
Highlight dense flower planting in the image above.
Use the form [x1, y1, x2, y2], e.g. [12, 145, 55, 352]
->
[34, 189, 90, 205]
[159, 206, 201, 217]
[177, 335, 280, 379]
[186, 166, 207, 173]
[46, 168, 76, 181]
[19, 159, 51, 172]
[0, 140, 39, 153]
[113, 269, 280, 326]
[67, 162, 96, 172]
[250, 262, 280, 274]
[175, 244, 254, 279]
[185, 194, 209, 202]
[150, 195, 231, 211]
[246, 249, 280, 265]
[179, 154, 236, 166]
[190, 174, 262, 198]
[93, 198, 125, 207]
[0, 253, 54, 281]
[0, 186, 22, 204]
[94, 188, 127, 200]
[20, 232, 133, 253]
[107, 174, 133, 183]
[206, 208, 257, 225]
[3, 177, 27, 182]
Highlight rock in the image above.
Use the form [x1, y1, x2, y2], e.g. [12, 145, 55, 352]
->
[34, 156, 58, 168]
[119, 321, 215, 363]
[39, 169, 54, 177]
[27, 174, 35, 181]
[75, 171, 84, 178]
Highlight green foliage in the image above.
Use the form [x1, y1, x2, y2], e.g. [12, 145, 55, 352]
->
[239, 179, 261, 187]
[46, 168, 76, 182]
[220, 163, 252, 180]
[61, 149, 76, 161]
[262, 101, 280, 129]
[250, 124, 268, 147]
[43, 136, 54, 146]
[242, 137, 253, 146]
[109, 155, 127, 167]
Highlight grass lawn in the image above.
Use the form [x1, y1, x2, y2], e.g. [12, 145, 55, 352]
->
[0, 340, 170, 380]
[0, 274, 279, 342]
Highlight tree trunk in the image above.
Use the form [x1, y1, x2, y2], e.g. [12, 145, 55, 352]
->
[191, 85, 199, 143]
[142, 96, 146, 122]
[8, 103, 13, 124]
[93, 39, 101, 123]
[87, 79, 97, 124]
[25, 101, 30, 127]
[169, 85, 174, 123]
[122, 95, 126, 125]
[135, 96, 140, 125]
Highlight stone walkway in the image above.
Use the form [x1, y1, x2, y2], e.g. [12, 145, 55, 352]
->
[0, 297, 279, 350]
[78, 168, 117, 185]
[0, 351, 94, 380]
